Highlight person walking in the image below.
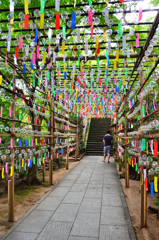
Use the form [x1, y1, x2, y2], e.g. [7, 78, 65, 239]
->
[103, 130, 113, 163]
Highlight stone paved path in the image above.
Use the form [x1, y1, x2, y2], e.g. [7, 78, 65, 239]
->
[1, 156, 136, 240]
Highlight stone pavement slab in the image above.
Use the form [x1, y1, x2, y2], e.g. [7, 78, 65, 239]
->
[1, 156, 136, 240]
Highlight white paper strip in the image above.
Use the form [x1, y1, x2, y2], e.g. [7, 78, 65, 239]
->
[127, 45, 130, 58]
[14, 55, 17, 65]
[26, 45, 29, 56]
[104, 8, 109, 24]
[7, 41, 11, 52]
[55, 0, 60, 11]
[85, 39, 88, 55]
[144, 169, 147, 181]
[108, 40, 111, 53]
[77, 28, 80, 42]
[122, 35, 126, 49]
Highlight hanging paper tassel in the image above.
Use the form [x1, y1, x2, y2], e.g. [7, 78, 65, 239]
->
[40, 14, 44, 29]
[24, 14, 29, 29]
[24, 0, 29, 14]
[63, 25, 66, 39]
[15, 47, 19, 59]
[34, 28, 38, 43]
[138, 6, 142, 21]
[154, 141, 158, 157]
[118, 23, 122, 38]
[154, 176, 158, 192]
[88, 10, 92, 26]
[136, 33, 139, 48]
[40, 0, 46, 14]
[103, 27, 107, 42]
[43, 52, 46, 64]
[0, 75, 2, 85]
[91, 26, 93, 38]
[19, 36, 23, 48]
[55, 13, 60, 29]
[62, 42, 65, 55]
[71, 12, 76, 29]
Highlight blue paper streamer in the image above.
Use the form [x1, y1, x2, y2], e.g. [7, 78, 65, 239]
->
[34, 28, 38, 43]
[30, 160, 32, 168]
[64, 72, 67, 80]
[31, 60, 34, 70]
[26, 139, 28, 147]
[20, 139, 22, 147]
[71, 12, 76, 29]
[151, 182, 154, 196]
[23, 64, 26, 73]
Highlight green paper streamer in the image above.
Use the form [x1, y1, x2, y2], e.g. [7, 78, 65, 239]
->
[48, 71, 50, 80]
[97, 58, 99, 68]
[40, 0, 45, 14]
[125, 69, 127, 78]
[91, 78, 93, 87]
[78, 57, 80, 68]
[135, 163, 138, 171]
[89, 96, 91, 102]
[142, 105, 145, 117]
[32, 72, 35, 87]
[19, 114, 21, 120]
[70, 89, 72, 95]
[33, 157, 35, 164]
[119, 79, 121, 89]
[124, 88, 126, 95]
[29, 139, 31, 146]
[137, 116, 140, 120]
[142, 139, 145, 150]
[106, 77, 108, 86]
[62, 25, 66, 39]
[88, 0, 92, 6]
[44, 153, 46, 159]
[118, 23, 122, 38]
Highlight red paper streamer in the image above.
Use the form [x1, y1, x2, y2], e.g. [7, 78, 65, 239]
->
[154, 141, 158, 157]
[97, 42, 100, 54]
[88, 89, 90, 95]
[24, 14, 29, 29]
[99, 77, 101, 86]
[145, 178, 148, 191]
[15, 47, 19, 59]
[28, 116, 30, 123]
[55, 13, 60, 29]
[42, 139, 45, 145]
[35, 118, 37, 125]
[84, 82, 86, 89]
[73, 45, 75, 56]
[91, 26, 93, 38]
[77, 77, 82, 85]
[120, 0, 124, 2]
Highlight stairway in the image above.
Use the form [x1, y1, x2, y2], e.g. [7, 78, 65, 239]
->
[86, 118, 113, 156]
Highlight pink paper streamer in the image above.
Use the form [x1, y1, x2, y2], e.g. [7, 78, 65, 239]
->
[81, 71, 83, 80]
[5, 162, 8, 173]
[31, 139, 33, 146]
[19, 36, 23, 48]
[88, 10, 93, 26]
[0, 106, 3, 117]
[10, 108, 12, 117]
[32, 53, 36, 64]
[114, 77, 116, 85]
[153, 98, 156, 110]
[15, 90, 17, 99]
[37, 45, 40, 58]
[11, 138, 13, 149]
[48, 44, 51, 56]
[138, 6, 142, 21]
[136, 33, 139, 48]
[0, 138, 1, 144]
[28, 159, 30, 167]
[51, 154, 53, 160]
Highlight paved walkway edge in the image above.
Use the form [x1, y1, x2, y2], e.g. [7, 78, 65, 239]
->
[117, 177, 137, 240]
[0, 162, 81, 240]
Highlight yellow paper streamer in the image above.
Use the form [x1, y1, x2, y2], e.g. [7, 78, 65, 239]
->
[25, 0, 29, 14]
[35, 138, 37, 145]
[39, 79, 41, 87]
[43, 52, 46, 64]
[80, 61, 83, 71]
[62, 42, 65, 55]
[132, 159, 134, 167]
[2, 167, 4, 179]
[103, 27, 107, 42]
[64, 62, 66, 71]
[10, 17, 14, 32]
[154, 176, 158, 192]
[141, 174, 143, 185]
[42, 157, 45, 164]
[0, 75, 2, 85]
[116, 49, 119, 62]
[131, 43, 134, 54]
[123, 77, 125, 85]
[114, 60, 117, 70]
[10, 166, 13, 177]
[22, 159, 24, 168]
[40, 13, 44, 29]
[95, 35, 99, 49]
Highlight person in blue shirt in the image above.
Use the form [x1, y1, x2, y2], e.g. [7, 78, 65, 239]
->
[103, 130, 113, 163]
